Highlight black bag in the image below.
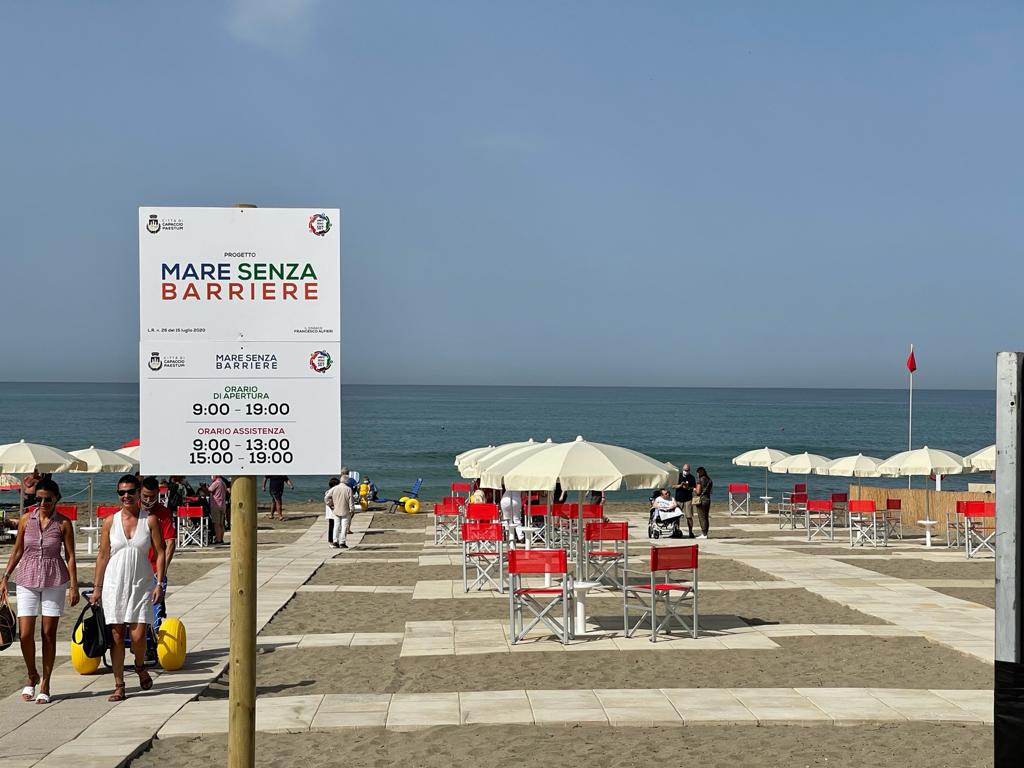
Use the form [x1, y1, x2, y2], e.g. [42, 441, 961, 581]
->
[73, 601, 109, 658]
[0, 593, 16, 652]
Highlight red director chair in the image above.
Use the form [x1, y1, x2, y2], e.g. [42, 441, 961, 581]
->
[508, 549, 573, 645]
[623, 545, 699, 642]
[462, 522, 506, 592]
[584, 521, 629, 588]
[176, 505, 207, 548]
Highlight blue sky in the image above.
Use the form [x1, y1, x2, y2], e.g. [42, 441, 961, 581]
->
[0, 2, 1020, 388]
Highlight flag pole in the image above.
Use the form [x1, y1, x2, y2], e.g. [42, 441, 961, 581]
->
[908, 343, 914, 489]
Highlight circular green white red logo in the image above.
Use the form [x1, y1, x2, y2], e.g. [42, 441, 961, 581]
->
[309, 350, 332, 373]
[308, 213, 331, 236]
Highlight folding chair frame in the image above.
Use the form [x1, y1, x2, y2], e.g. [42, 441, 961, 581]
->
[508, 549, 573, 644]
[462, 523, 506, 592]
[623, 546, 699, 643]
[848, 502, 886, 548]
[727, 485, 751, 516]
[434, 503, 461, 546]
[584, 521, 628, 588]
[176, 506, 207, 548]
[805, 501, 834, 541]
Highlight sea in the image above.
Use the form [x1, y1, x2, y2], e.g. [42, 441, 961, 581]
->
[0, 383, 995, 507]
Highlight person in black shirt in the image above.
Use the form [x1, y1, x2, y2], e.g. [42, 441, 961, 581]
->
[263, 476, 293, 520]
[694, 467, 713, 538]
[674, 463, 697, 538]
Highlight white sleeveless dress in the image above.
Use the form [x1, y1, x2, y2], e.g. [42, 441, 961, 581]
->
[102, 509, 153, 625]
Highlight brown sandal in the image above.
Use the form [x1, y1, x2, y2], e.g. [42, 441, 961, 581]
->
[108, 682, 126, 702]
[135, 665, 153, 691]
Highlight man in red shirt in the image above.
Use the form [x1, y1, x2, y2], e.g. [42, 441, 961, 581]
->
[141, 476, 176, 618]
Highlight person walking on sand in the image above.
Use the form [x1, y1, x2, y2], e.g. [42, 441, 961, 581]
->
[0, 479, 79, 704]
[324, 477, 341, 546]
[263, 475, 293, 520]
[674, 463, 697, 539]
[89, 475, 166, 702]
[693, 467, 714, 539]
[140, 477, 176, 620]
[325, 472, 355, 548]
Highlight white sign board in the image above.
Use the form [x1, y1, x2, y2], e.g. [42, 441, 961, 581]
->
[139, 207, 341, 475]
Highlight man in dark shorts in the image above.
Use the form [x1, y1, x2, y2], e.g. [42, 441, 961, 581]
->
[141, 476, 176, 619]
[263, 475, 293, 520]
[674, 463, 697, 538]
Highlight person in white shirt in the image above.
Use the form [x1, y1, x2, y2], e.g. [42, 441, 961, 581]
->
[325, 473, 355, 549]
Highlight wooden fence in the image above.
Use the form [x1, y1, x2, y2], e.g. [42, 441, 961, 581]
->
[847, 485, 993, 532]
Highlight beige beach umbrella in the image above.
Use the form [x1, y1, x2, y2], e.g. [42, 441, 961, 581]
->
[454, 445, 494, 469]
[458, 439, 539, 479]
[770, 452, 832, 475]
[69, 446, 139, 527]
[497, 436, 672, 492]
[0, 440, 87, 473]
[118, 444, 141, 461]
[963, 444, 995, 472]
[819, 454, 890, 477]
[733, 446, 791, 498]
[877, 446, 965, 485]
[478, 439, 556, 490]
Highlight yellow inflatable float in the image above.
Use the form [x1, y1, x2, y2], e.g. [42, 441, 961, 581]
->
[157, 617, 188, 671]
[404, 498, 421, 514]
[70, 623, 101, 675]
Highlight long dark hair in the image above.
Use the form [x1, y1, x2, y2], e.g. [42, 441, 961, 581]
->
[35, 478, 61, 502]
[696, 466, 708, 478]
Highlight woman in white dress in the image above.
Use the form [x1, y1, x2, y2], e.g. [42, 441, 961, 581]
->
[90, 475, 166, 701]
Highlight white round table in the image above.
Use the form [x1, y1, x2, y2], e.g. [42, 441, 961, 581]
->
[572, 580, 601, 635]
[759, 496, 773, 515]
[917, 519, 938, 548]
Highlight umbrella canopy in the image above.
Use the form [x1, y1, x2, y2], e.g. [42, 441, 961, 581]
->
[877, 446, 966, 477]
[457, 439, 539, 479]
[69, 446, 139, 473]
[732, 447, 791, 498]
[819, 454, 891, 477]
[118, 444, 141, 461]
[0, 473, 20, 491]
[478, 439, 558, 489]
[496, 436, 672, 492]
[732, 447, 791, 468]
[769, 452, 832, 475]
[964, 444, 995, 472]
[0, 440, 87, 473]
[454, 444, 494, 468]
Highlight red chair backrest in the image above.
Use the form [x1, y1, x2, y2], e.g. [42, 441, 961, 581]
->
[551, 503, 576, 518]
[177, 505, 204, 519]
[963, 500, 986, 516]
[807, 499, 832, 512]
[886, 498, 902, 511]
[831, 493, 848, 503]
[581, 503, 603, 520]
[984, 501, 996, 515]
[508, 548, 567, 575]
[465, 503, 499, 521]
[849, 499, 876, 512]
[96, 505, 119, 518]
[584, 521, 627, 542]
[451, 482, 470, 494]
[461, 522, 503, 542]
[728, 483, 749, 494]
[649, 545, 698, 572]
[790, 493, 808, 504]
[793, 483, 807, 494]
[433, 503, 459, 516]
[56, 503, 78, 521]
[956, 500, 969, 514]
[440, 495, 463, 509]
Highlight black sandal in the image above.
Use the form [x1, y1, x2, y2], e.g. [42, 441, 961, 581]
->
[135, 665, 153, 691]
[108, 682, 127, 702]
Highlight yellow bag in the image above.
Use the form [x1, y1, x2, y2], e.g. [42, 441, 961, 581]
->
[157, 617, 187, 671]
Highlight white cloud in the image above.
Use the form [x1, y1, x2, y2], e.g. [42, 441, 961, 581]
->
[225, 0, 323, 55]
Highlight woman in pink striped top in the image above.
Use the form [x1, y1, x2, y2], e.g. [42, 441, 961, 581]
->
[0, 479, 79, 704]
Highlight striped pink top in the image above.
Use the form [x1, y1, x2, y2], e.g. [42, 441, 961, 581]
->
[16, 509, 70, 588]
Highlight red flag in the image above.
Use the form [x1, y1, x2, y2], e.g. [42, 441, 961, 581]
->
[906, 348, 917, 373]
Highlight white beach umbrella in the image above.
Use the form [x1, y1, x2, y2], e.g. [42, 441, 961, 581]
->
[732, 446, 791, 498]
[963, 444, 995, 472]
[0, 440, 87, 473]
[497, 436, 672, 492]
[0, 473, 20, 491]
[478, 439, 556, 490]
[69, 446, 139, 526]
[819, 454, 891, 477]
[457, 439, 538, 479]
[454, 445, 494, 469]
[118, 444, 141, 461]
[769, 452, 832, 475]
[877, 446, 965, 491]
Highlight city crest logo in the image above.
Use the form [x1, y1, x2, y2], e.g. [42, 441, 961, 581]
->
[146, 215, 161, 234]
[148, 352, 163, 371]
[309, 350, 332, 373]
[308, 212, 331, 237]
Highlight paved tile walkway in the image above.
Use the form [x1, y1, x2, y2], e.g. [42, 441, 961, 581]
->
[156, 687, 992, 735]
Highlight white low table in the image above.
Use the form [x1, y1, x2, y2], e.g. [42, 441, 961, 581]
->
[917, 519, 938, 548]
[572, 580, 601, 636]
[759, 496, 773, 515]
[80, 525, 101, 555]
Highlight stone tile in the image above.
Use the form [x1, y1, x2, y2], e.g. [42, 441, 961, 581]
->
[732, 688, 831, 724]
[387, 693, 460, 731]
[349, 632, 403, 646]
[296, 633, 354, 648]
[796, 688, 905, 722]
[594, 689, 682, 726]
[460, 690, 533, 725]
[931, 689, 993, 723]
[158, 700, 227, 737]
[661, 688, 756, 724]
[867, 689, 984, 722]
[527, 689, 607, 725]
[311, 694, 390, 730]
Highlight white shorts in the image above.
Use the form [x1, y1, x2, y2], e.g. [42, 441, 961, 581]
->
[16, 583, 69, 618]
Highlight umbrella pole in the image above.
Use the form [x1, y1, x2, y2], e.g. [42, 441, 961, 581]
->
[764, 467, 769, 514]
[577, 491, 584, 580]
